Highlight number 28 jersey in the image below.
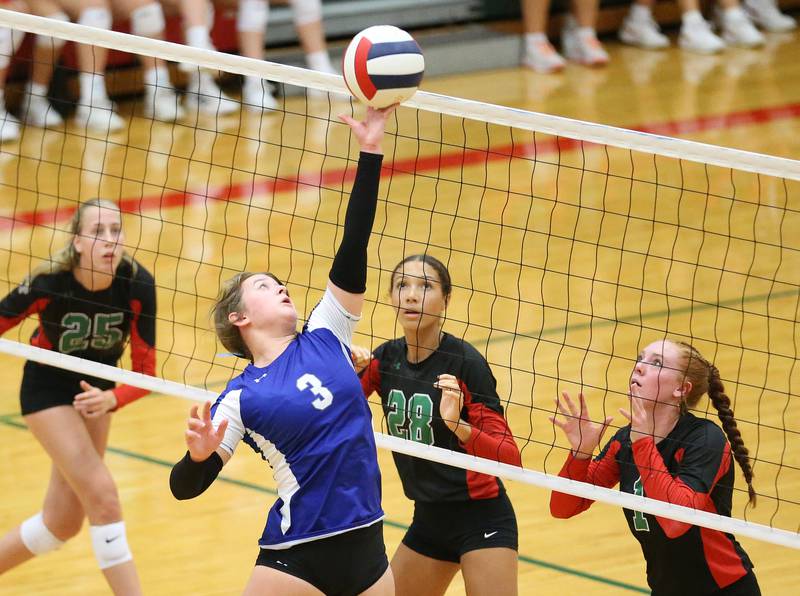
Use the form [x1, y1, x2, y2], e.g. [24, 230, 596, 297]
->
[210, 289, 383, 550]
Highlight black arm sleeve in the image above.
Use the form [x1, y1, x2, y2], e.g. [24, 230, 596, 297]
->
[329, 151, 384, 294]
[169, 451, 224, 500]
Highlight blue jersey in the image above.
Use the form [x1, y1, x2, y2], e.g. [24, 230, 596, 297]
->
[210, 289, 383, 549]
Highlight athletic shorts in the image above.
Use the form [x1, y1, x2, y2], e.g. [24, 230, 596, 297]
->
[255, 521, 388, 596]
[402, 492, 518, 563]
[652, 570, 760, 596]
[719, 572, 761, 596]
[20, 360, 115, 416]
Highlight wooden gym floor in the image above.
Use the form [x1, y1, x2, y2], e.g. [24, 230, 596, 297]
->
[1, 27, 799, 595]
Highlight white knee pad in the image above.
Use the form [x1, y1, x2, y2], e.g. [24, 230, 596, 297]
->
[130, 2, 166, 38]
[78, 7, 113, 31]
[290, 0, 322, 27]
[237, 0, 269, 34]
[90, 521, 133, 570]
[35, 11, 69, 51]
[20, 512, 65, 556]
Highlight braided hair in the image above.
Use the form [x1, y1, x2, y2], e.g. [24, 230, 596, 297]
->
[675, 341, 756, 506]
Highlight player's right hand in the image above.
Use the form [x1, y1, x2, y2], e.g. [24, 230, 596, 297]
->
[185, 401, 228, 462]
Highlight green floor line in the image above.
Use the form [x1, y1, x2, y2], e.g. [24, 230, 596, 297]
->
[195, 288, 798, 393]
[0, 415, 647, 593]
[474, 287, 799, 347]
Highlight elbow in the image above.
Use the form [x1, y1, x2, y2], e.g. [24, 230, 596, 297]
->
[549, 495, 580, 519]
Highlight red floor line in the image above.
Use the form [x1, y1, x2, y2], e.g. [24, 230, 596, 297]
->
[1, 102, 798, 232]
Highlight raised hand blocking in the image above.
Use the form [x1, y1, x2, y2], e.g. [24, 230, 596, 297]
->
[185, 401, 229, 462]
[550, 391, 614, 460]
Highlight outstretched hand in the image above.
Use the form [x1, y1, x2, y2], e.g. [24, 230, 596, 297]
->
[550, 391, 613, 460]
[185, 401, 228, 462]
[339, 104, 398, 154]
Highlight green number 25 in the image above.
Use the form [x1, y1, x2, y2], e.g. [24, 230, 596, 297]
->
[59, 312, 125, 353]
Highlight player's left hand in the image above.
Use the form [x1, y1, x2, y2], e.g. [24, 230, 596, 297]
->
[620, 392, 651, 443]
[73, 380, 117, 418]
[350, 344, 373, 374]
[435, 373, 470, 440]
[338, 104, 398, 154]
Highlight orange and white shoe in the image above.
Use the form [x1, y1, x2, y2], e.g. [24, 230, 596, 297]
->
[523, 38, 567, 73]
[561, 17, 610, 67]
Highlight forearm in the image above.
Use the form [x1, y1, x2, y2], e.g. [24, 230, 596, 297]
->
[329, 152, 383, 294]
[632, 438, 711, 509]
[169, 451, 224, 500]
[550, 453, 595, 518]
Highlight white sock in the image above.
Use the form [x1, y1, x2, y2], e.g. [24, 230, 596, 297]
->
[144, 65, 170, 88]
[80, 72, 109, 104]
[682, 10, 705, 27]
[525, 32, 547, 48]
[630, 4, 653, 21]
[29, 82, 48, 98]
[306, 50, 333, 73]
[186, 25, 212, 50]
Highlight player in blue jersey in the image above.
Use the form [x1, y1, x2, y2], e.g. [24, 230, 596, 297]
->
[169, 105, 396, 596]
[550, 339, 759, 595]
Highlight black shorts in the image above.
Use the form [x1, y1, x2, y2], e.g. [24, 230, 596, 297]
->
[20, 360, 115, 416]
[652, 570, 760, 596]
[402, 492, 518, 563]
[719, 571, 761, 596]
[255, 521, 388, 596]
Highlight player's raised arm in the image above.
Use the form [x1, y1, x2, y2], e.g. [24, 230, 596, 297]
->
[327, 105, 396, 317]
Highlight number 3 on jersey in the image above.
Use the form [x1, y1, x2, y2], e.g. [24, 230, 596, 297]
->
[296, 373, 334, 410]
[386, 389, 434, 445]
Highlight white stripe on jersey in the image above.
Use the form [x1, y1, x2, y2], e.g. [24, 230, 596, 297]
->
[213, 389, 245, 455]
[306, 288, 359, 348]
[246, 428, 300, 535]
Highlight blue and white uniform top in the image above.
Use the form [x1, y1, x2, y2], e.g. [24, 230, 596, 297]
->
[210, 289, 384, 549]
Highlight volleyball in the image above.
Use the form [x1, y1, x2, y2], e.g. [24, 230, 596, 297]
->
[342, 26, 425, 108]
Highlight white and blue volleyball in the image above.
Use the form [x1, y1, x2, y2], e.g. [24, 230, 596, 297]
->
[342, 26, 425, 108]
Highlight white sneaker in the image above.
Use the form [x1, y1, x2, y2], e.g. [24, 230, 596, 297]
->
[561, 17, 610, 66]
[19, 91, 63, 128]
[241, 78, 278, 111]
[74, 100, 125, 134]
[619, 12, 670, 49]
[0, 109, 20, 142]
[185, 71, 240, 116]
[718, 7, 766, 47]
[679, 18, 726, 53]
[743, 0, 797, 32]
[523, 39, 567, 73]
[143, 83, 185, 122]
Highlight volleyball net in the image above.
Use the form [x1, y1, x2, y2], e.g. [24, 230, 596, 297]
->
[0, 10, 798, 550]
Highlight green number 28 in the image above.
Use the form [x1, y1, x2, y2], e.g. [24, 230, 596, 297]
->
[386, 389, 435, 445]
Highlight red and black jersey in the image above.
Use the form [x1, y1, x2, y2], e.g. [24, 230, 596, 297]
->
[551, 413, 755, 594]
[361, 333, 520, 503]
[0, 259, 157, 408]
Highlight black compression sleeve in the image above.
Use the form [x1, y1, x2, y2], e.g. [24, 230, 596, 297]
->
[329, 151, 383, 294]
[169, 451, 223, 500]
